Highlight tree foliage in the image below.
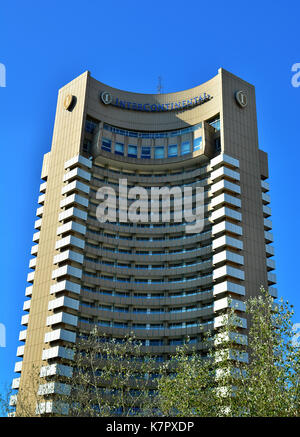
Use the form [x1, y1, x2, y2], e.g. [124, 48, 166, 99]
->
[56, 329, 160, 416]
[234, 288, 300, 416]
[2, 288, 299, 417]
[158, 288, 300, 417]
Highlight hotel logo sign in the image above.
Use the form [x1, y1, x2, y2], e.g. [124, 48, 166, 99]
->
[99, 91, 212, 112]
[101, 91, 113, 105]
[63, 94, 75, 111]
[235, 90, 248, 108]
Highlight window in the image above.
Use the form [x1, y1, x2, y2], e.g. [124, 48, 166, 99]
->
[115, 307, 129, 313]
[102, 138, 111, 152]
[155, 356, 164, 362]
[181, 141, 190, 155]
[85, 120, 97, 133]
[103, 122, 202, 139]
[170, 339, 184, 345]
[209, 119, 220, 131]
[83, 139, 91, 153]
[151, 324, 164, 329]
[114, 322, 128, 328]
[215, 137, 221, 152]
[186, 321, 197, 328]
[98, 320, 111, 327]
[128, 144, 137, 158]
[168, 144, 178, 157]
[149, 340, 163, 346]
[154, 146, 164, 159]
[193, 137, 202, 151]
[141, 146, 151, 159]
[115, 142, 124, 156]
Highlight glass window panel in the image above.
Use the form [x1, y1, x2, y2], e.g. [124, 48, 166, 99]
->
[209, 119, 220, 131]
[193, 137, 202, 151]
[115, 142, 124, 155]
[103, 122, 202, 139]
[141, 147, 151, 159]
[128, 145, 137, 157]
[85, 120, 97, 133]
[102, 138, 111, 152]
[168, 144, 177, 157]
[154, 146, 164, 159]
[181, 141, 190, 155]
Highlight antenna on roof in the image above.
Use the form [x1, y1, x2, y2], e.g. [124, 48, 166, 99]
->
[157, 76, 163, 94]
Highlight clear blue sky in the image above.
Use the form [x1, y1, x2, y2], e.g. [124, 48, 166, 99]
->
[0, 0, 299, 404]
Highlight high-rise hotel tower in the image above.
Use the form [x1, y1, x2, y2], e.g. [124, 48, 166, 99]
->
[10, 69, 276, 415]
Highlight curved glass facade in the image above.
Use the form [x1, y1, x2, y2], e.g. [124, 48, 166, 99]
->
[80, 130, 215, 352]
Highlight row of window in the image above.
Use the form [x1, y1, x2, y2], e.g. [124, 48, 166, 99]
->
[85, 242, 211, 255]
[84, 256, 211, 270]
[102, 122, 203, 139]
[92, 162, 208, 178]
[78, 334, 201, 355]
[86, 120, 221, 139]
[87, 228, 212, 241]
[102, 138, 202, 159]
[80, 302, 213, 313]
[83, 272, 213, 283]
[81, 287, 212, 299]
[87, 213, 209, 229]
[79, 317, 213, 331]
[87, 227, 211, 237]
[90, 177, 209, 192]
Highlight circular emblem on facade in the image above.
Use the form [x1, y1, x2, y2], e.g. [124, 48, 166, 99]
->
[63, 94, 74, 111]
[235, 90, 248, 108]
[100, 91, 112, 105]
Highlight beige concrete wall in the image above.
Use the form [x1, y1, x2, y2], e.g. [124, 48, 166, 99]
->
[220, 69, 268, 298]
[17, 71, 89, 414]
[86, 72, 221, 131]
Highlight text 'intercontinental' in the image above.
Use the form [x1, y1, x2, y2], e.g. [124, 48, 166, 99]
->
[100, 91, 212, 112]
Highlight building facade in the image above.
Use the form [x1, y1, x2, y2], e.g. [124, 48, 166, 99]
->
[10, 68, 276, 415]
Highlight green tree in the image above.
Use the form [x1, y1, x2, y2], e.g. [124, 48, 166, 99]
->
[158, 342, 217, 416]
[51, 328, 161, 416]
[235, 288, 300, 416]
[3, 288, 299, 417]
[0, 365, 43, 417]
[158, 288, 300, 417]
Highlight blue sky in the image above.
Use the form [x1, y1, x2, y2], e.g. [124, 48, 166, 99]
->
[0, 0, 299, 402]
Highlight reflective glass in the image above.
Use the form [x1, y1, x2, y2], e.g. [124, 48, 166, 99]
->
[128, 144, 137, 157]
[154, 146, 164, 159]
[181, 141, 190, 155]
[193, 137, 202, 151]
[168, 144, 177, 157]
[115, 142, 124, 155]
